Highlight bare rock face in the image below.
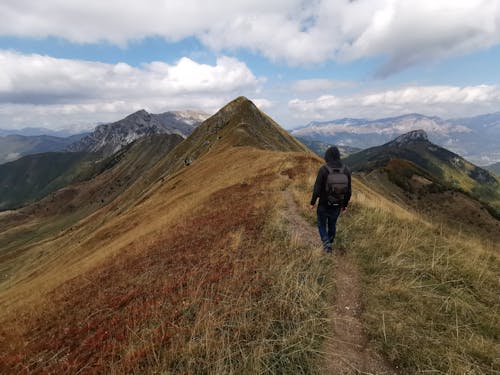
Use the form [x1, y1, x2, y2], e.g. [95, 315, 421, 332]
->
[67, 109, 208, 156]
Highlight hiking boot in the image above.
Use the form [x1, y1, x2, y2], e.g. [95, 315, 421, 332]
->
[325, 246, 333, 254]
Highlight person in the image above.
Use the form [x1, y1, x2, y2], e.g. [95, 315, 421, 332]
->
[309, 146, 352, 254]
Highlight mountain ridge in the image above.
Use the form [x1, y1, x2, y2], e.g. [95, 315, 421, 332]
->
[67, 109, 208, 156]
[0, 133, 88, 164]
[344, 129, 500, 217]
[292, 112, 500, 164]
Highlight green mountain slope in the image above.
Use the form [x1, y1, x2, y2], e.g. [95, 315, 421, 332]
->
[0, 133, 86, 164]
[0, 134, 184, 212]
[344, 130, 500, 216]
[0, 152, 99, 210]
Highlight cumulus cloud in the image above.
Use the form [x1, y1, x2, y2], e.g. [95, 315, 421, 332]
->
[1, 1, 499, 72]
[289, 85, 500, 120]
[0, 51, 261, 130]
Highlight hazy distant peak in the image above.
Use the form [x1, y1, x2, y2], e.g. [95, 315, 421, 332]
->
[171, 110, 209, 123]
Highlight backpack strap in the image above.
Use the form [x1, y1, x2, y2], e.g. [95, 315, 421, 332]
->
[325, 164, 344, 173]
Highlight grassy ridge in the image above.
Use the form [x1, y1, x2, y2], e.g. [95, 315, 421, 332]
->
[0, 150, 332, 374]
[347, 184, 499, 373]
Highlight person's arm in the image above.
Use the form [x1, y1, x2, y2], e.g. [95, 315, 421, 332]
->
[310, 166, 325, 207]
[342, 166, 352, 209]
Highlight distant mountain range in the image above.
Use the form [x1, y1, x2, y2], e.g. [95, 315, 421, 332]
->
[0, 98, 304, 212]
[0, 133, 88, 164]
[292, 112, 500, 165]
[485, 161, 500, 175]
[67, 109, 208, 156]
[0, 109, 207, 164]
[0, 127, 82, 137]
[294, 136, 361, 158]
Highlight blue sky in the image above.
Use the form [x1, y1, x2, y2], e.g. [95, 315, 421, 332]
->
[1, 0, 500, 131]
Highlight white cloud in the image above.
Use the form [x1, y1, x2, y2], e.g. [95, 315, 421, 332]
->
[1, 1, 500, 72]
[252, 98, 273, 110]
[289, 85, 500, 120]
[0, 51, 261, 130]
[290, 79, 349, 93]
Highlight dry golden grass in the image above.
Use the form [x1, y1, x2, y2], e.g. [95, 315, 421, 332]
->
[291, 166, 500, 374]
[0, 148, 333, 374]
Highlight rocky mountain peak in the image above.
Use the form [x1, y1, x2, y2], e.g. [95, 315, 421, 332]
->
[124, 109, 150, 121]
[67, 109, 207, 156]
[130, 109, 148, 116]
[392, 129, 428, 146]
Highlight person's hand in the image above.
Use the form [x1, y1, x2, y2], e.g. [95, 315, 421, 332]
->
[309, 204, 314, 210]
[341, 206, 348, 214]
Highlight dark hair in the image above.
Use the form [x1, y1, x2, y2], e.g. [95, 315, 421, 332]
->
[324, 146, 340, 163]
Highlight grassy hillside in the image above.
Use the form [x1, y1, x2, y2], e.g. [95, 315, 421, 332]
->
[0, 133, 85, 164]
[345, 132, 500, 217]
[0, 148, 334, 375]
[0, 133, 185, 212]
[293, 172, 500, 374]
[0, 152, 100, 210]
[0, 134, 184, 273]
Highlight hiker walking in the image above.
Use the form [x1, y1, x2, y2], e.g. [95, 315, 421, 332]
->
[309, 146, 352, 254]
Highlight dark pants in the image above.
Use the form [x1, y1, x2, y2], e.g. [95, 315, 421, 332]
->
[317, 204, 341, 250]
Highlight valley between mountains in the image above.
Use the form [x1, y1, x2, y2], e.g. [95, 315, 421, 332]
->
[0, 97, 499, 374]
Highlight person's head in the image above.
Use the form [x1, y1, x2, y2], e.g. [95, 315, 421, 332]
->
[324, 146, 341, 163]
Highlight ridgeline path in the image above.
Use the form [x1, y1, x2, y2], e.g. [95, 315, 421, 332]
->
[284, 190, 397, 375]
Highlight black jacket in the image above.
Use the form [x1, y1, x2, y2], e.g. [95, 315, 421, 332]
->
[310, 159, 352, 208]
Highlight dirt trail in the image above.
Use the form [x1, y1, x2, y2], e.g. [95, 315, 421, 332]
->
[283, 190, 397, 375]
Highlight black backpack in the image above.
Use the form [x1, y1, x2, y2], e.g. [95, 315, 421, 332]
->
[325, 164, 348, 205]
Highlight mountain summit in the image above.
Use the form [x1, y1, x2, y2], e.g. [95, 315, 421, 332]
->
[153, 96, 309, 175]
[344, 130, 500, 216]
[204, 96, 308, 152]
[391, 129, 428, 146]
[67, 109, 208, 156]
